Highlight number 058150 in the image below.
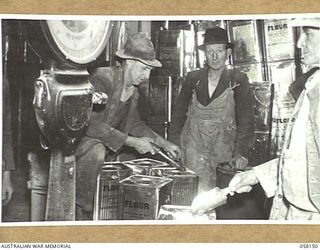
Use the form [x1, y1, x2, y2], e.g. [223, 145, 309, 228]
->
[300, 244, 319, 248]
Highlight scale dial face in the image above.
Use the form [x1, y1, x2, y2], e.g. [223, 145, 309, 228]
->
[46, 20, 111, 64]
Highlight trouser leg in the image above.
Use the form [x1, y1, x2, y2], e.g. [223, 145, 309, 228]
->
[76, 143, 106, 220]
[28, 151, 50, 221]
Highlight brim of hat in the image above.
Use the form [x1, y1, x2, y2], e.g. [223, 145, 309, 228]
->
[289, 18, 320, 28]
[198, 42, 234, 50]
[115, 50, 162, 67]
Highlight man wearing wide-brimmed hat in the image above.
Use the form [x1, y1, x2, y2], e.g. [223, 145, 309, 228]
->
[75, 32, 181, 220]
[194, 18, 320, 220]
[169, 27, 254, 193]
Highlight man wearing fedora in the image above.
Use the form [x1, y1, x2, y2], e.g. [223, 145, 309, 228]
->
[75, 32, 181, 220]
[193, 18, 320, 220]
[169, 27, 254, 193]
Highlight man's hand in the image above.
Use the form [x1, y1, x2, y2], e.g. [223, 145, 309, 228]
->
[228, 170, 259, 196]
[155, 137, 181, 160]
[161, 141, 181, 160]
[230, 154, 248, 170]
[125, 136, 156, 155]
[2, 170, 13, 206]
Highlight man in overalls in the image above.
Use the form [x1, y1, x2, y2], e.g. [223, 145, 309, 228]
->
[169, 27, 254, 193]
[194, 18, 320, 220]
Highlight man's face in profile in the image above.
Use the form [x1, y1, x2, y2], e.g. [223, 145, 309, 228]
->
[127, 60, 153, 86]
[297, 27, 320, 67]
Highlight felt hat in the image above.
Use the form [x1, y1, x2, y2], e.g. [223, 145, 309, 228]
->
[116, 32, 162, 67]
[198, 27, 234, 50]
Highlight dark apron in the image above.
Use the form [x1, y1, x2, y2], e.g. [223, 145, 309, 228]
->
[181, 85, 237, 193]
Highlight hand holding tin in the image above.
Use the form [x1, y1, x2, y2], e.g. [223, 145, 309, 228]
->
[154, 137, 182, 160]
[230, 154, 249, 171]
[151, 143, 186, 172]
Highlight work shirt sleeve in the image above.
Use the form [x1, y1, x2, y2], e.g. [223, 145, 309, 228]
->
[85, 121, 128, 152]
[127, 108, 159, 141]
[126, 90, 159, 141]
[253, 158, 279, 198]
[233, 72, 255, 158]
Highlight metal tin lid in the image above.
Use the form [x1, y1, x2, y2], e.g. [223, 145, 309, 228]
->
[120, 175, 172, 188]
